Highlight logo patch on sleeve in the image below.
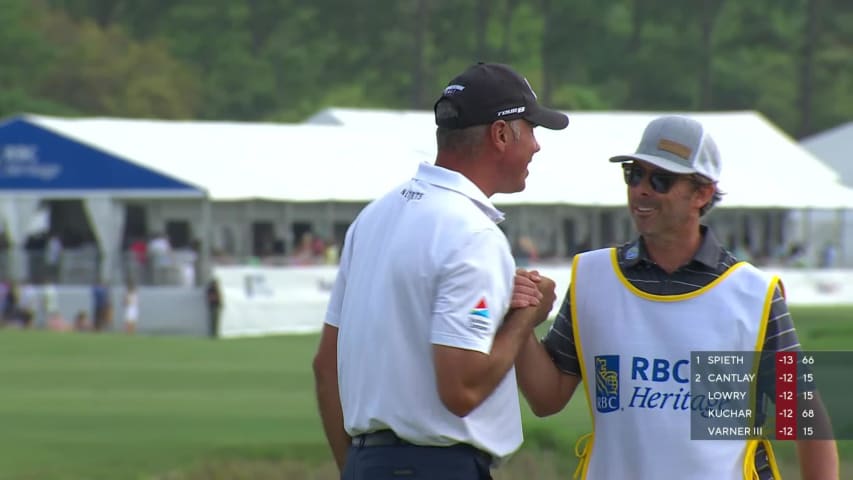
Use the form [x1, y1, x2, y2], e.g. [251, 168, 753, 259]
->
[468, 297, 491, 332]
[469, 297, 489, 318]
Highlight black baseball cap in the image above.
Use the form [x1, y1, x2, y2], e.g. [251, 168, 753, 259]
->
[434, 62, 569, 130]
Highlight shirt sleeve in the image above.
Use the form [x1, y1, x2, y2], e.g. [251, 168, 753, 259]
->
[756, 285, 806, 423]
[324, 223, 356, 328]
[431, 229, 514, 354]
[542, 283, 581, 377]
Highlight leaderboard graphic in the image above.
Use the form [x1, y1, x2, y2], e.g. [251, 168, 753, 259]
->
[690, 351, 849, 441]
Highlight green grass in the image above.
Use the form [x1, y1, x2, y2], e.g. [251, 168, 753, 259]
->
[0, 306, 851, 479]
[0, 333, 325, 480]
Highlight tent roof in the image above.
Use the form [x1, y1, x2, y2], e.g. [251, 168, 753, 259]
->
[308, 108, 853, 209]
[801, 121, 853, 188]
[25, 114, 432, 202]
[0, 116, 205, 198]
[15, 109, 853, 208]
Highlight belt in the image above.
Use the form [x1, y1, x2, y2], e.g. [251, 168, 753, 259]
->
[351, 430, 493, 466]
[352, 430, 411, 447]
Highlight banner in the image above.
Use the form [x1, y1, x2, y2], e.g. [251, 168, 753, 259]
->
[215, 265, 338, 337]
[213, 265, 853, 337]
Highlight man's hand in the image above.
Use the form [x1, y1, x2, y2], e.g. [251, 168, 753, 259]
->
[511, 269, 544, 308]
[435, 273, 556, 417]
[532, 276, 557, 327]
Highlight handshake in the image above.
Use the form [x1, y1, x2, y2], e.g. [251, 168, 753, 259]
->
[510, 269, 557, 327]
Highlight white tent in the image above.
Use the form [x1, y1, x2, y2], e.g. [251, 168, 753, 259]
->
[0, 116, 207, 282]
[26, 115, 432, 202]
[19, 110, 853, 266]
[801, 121, 853, 188]
[307, 108, 853, 209]
[24, 111, 853, 208]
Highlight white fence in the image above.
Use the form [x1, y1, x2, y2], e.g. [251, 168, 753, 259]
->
[214, 264, 853, 338]
[217, 265, 338, 338]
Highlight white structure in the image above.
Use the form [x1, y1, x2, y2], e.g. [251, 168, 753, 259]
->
[800, 121, 853, 266]
[3, 109, 852, 281]
[309, 108, 853, 265]
[802, 122, 853, 188]
[0, 116, 207, 283]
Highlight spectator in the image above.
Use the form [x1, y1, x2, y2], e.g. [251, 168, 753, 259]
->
[311, 235, 327, 257]
[43, 282, 68, 331]
[2, 281, 18, 326]
[18, 282, 37, 329]
[73, 310, 91, 331]
[324, 241, 340, 265]
[92, 281, 112, 332]
[123, 280, 139, 334]
[129, 237, 148, 282]
[44, 234, 62, 282]
[820, 243, 838, 268]
[0, 281, 8, 320]
[786, 243, 808, 268]
[293, 232, 315, 265]
[515, 235, 539, 266]
[179, 243, 198, 287]
[205, 277, 222, 338]
[148, 233, 172, 284]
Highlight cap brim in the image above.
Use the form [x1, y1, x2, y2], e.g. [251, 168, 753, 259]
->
[608, 153, 696, 174]
[525, 107, 569, 130]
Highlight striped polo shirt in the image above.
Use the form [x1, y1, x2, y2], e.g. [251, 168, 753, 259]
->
[543, 226, 801, 479]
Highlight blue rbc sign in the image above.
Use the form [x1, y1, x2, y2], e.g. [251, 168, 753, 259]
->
[595, 355, 620, 413]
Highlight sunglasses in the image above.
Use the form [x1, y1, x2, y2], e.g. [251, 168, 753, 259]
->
[622, 164, 683, 194]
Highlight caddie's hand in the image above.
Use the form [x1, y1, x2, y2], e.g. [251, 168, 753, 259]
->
[511, 269, 543, 308]
[533, 276, 557, 326]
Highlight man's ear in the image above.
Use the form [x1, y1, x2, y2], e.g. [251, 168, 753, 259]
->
[489, 120, 510, 152]
[693, 183, 715, 208]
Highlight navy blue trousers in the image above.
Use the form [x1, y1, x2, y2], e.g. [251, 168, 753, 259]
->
[341, 443, 492, 480]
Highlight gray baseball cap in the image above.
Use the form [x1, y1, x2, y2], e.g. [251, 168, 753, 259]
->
[609, 115, 721, 182]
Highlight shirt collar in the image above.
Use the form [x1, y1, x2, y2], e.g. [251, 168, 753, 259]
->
[622, 225, 721, 269]
[413, 162, 505, 223]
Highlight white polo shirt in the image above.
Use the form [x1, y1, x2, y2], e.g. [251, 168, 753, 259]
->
[325, 162, 522, 461]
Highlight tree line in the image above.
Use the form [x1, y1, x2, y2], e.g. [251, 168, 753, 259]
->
[1, 0, 850, 138]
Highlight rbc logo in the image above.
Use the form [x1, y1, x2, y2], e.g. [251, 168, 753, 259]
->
[594, 355, 619, 413]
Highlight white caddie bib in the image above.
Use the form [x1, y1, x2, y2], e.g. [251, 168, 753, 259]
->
[571, 248, 781, 480]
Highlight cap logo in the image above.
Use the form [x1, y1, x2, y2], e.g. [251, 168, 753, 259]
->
[444, 84, 465, 95]
[657, 139, 692, 160]
[497, 106, 525, 117]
